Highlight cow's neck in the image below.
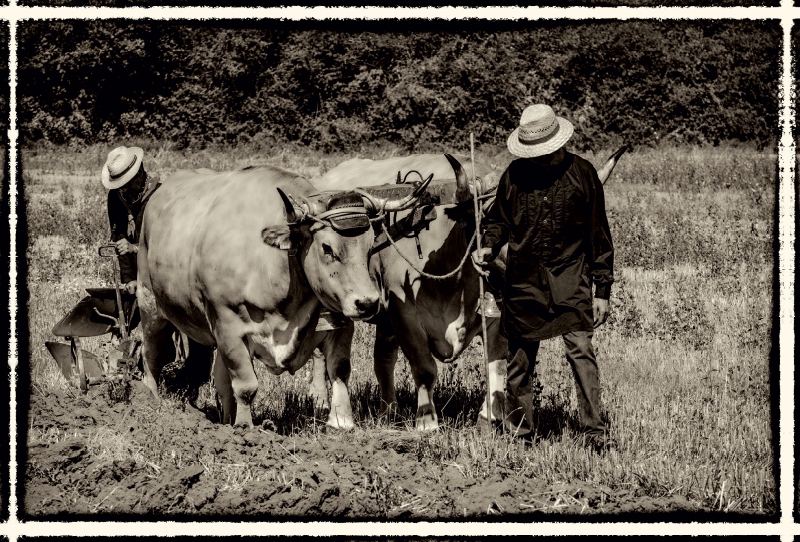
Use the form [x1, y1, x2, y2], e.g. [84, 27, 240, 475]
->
[249, 293, 321, 376]
[246, 255, 323, 375]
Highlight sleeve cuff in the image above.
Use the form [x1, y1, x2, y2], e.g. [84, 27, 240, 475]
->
[594, 283, 612, 300]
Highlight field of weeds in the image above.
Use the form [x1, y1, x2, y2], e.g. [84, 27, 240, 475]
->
[22, 142, 775, 518]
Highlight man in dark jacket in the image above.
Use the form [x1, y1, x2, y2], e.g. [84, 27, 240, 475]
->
[472, 104, 615, 451]
[101, 146, 160, 294]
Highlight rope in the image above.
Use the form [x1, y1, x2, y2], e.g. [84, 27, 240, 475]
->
[380, 219, 478, 280]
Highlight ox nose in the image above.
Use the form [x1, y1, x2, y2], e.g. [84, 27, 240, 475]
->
[354, 296, 379, 318]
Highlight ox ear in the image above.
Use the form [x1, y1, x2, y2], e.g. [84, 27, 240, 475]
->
[261, 225, 303, 250]
[263, 187, 305, 250]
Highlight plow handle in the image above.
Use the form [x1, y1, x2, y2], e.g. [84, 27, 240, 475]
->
[99, 244, 129, 341]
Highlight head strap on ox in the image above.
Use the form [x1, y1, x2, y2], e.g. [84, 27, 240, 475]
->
[317, 192, 370, 232]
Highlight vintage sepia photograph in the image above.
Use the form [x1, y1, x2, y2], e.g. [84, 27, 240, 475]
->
[19, 19, 778, 519]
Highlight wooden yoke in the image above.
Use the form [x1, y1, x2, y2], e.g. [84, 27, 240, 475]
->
[358, 178, 463, 208]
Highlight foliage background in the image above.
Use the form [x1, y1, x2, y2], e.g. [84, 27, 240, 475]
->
[18, 20, 780, 153]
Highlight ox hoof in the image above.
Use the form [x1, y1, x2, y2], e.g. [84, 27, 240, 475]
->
[326, 414, 355, 431]
[142, 374, 160, 399]
[414, 416, 440, 432]
[415, 405, 439, 431]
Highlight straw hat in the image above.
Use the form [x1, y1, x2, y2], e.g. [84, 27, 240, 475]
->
[506, 104, 574, 158]
[101, 146, 144, 190]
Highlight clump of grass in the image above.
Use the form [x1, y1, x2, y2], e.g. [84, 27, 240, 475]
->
[85, 426, 147, 466]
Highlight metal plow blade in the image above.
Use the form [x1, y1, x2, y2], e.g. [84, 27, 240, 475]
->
[45, 340, 104, 385]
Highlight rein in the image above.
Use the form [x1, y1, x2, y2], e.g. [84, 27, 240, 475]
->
[373, 181, 497, 281]
[289, 168, 496, 281]
[379, 219, 479, 281]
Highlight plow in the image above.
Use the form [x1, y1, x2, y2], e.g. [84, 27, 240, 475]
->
[45, 244, 146, 392]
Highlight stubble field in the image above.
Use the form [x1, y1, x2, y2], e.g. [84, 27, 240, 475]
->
[22, 142, 775, 518]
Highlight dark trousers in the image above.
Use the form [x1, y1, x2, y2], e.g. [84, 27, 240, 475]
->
[505, 330, 607, 438]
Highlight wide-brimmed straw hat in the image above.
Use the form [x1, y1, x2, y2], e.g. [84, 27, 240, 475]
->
[101, 146, 144, 190]
[507, 104, 574, 158]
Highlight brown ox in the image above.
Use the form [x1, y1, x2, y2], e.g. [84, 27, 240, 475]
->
[311, 154, 503, 429]
[137, 164, 429, 428]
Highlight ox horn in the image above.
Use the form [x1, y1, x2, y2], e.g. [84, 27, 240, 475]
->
[597, 145, 629, 185]
[445, 153, 472, 203]
[299, 193, 327, 216]
[276, 188, 311, 223]
[356, 173, 434, 214]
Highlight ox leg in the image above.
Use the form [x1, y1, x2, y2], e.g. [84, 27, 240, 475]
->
[392, 319, 439, 431]
[137, 283, 176, 400]
[373, 321, 399, 421]
[213, 355, 235, 424]
[479, 318, 508, 424]
[215, 329, 260, 427]
[308, 347, 330, 410]
[321, 326, 355, 430]
[409, 351, 439, 431]
[182, 338, 215, 407]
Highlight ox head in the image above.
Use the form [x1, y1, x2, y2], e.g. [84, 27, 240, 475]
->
[262, 178, 431, 320]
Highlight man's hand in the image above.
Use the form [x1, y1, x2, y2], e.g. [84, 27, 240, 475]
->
[124, 280, 138, 295]
[471, 247, 493, 266]
[471, 247, 493, 277]
[593, 298, 610, 328]
[115, 239, 137, 255]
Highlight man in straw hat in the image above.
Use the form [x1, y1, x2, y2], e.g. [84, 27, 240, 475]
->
[472, 104, 615, 452]
[102, 145, 160, 295]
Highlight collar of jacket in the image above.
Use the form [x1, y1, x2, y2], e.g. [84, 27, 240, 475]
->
[525, 151, 575, 182]
[120, 174, 159, 208]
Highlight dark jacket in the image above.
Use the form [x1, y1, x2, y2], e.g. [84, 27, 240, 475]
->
[481, 152, 614, 341]
[107, 173, 160, 284]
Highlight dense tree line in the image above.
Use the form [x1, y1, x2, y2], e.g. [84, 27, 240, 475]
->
[18, 20, 780, 152]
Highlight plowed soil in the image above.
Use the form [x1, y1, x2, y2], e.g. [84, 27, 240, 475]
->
[24, 381, 708, 520]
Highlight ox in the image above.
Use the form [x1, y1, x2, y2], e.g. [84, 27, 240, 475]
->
[312, 154, 504, 430]
[311, 148, 628, 430]
[137, 164, 430, 428]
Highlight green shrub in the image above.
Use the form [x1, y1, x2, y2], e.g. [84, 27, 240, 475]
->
[18, 21, 779, 152]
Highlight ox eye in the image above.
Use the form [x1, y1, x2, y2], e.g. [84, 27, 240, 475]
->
[322, 243, 339, 261]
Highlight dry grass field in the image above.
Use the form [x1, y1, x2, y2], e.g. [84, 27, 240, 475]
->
[22, 142, 775, 517]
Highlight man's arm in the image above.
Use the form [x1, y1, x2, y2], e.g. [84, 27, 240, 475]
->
[586, 165, 614, 300]
[107, 192, 137, 284]
[480, 168, 512, 262]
